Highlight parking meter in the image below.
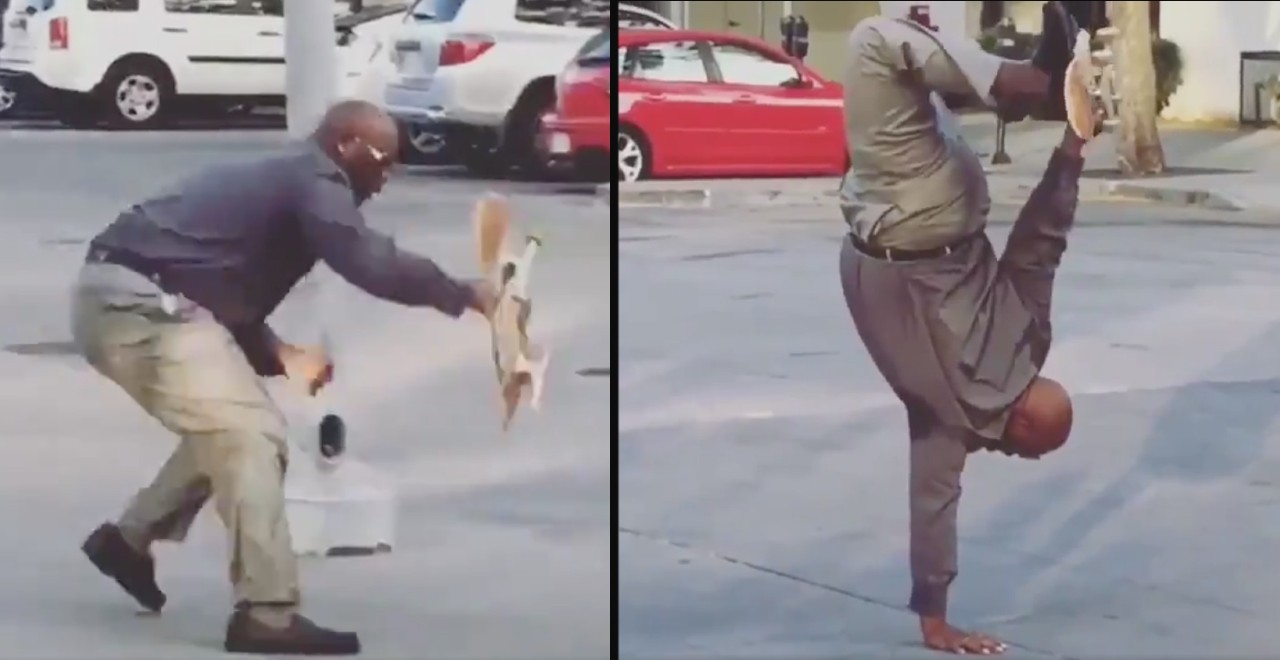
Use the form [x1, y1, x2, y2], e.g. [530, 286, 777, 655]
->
[780, 15, 810, 60]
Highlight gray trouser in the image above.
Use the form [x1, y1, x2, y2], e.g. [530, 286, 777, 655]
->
[70, 262, 300, 609]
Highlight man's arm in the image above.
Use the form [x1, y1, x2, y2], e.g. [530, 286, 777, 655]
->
[297, 178, 476, 318]
[230, 322, 285, 377]
[908, 427, 968, 619]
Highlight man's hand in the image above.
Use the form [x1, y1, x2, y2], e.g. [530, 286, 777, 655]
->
[464, 278, 499, 319]
[278, 343, 334, 396]
[921, 616, 1006, 655]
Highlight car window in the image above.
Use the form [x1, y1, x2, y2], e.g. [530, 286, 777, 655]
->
[164, 0, 276, 15]
[709, 42, 803, 88]
[409, 0, 464, 22]
[89, 0, 139, 10]
[516, 0, 609, 28]
[336, 2, 406, 28]
[623, 40, 708, 84]
[574, 29, 607, 61]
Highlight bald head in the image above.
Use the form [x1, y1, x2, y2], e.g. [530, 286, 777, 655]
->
[1003, 376, 1073, 459]
[314, 100, 400, 203]
[315, 99, 397, 146]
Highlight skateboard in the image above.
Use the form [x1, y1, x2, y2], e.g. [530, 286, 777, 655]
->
[473, 193, 549, 431]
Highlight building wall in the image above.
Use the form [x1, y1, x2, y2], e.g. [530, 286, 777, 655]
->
[1159, 1, 1280, 122]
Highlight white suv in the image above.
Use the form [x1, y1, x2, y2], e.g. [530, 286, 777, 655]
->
[0, 0, 404, 129]
[383, 0, 613, 176]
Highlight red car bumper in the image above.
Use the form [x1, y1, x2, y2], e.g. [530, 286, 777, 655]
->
[541, 114, 611, 174]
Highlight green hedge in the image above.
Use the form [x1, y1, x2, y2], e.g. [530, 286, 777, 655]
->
[977, 31, 1185, 113]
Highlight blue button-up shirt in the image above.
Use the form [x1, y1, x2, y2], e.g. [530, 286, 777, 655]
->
[88, 141, 473, 375]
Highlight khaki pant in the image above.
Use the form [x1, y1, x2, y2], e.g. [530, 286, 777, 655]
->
[70, 262, 299, 610]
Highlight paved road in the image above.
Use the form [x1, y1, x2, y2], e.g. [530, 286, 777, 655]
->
[0, 130, 610, 658]
[620, 201, 1280, 658]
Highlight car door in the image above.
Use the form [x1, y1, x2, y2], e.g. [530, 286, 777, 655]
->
[161, 0, 284, 96]
[704, 39, 837, 174]
[618, 38, 722, 175]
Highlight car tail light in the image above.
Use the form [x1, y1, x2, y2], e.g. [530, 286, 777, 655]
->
[49, 17, 69, 50]
[439, 34, 493, 67]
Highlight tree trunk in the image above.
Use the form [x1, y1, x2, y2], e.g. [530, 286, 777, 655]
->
[1111, 1, 1165, 175]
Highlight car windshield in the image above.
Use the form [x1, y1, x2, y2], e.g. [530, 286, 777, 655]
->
[576, 31, 610, 65]
[410, 0, 464, 21]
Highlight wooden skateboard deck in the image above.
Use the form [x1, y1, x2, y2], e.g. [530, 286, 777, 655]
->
[472, 193, 549, 431]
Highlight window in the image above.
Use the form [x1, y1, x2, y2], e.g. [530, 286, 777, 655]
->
[89, 0, 139, 10]
[516, 0, 609, 28]
[709, 43, 802, 88]
[622, 41, 709, 84]
[574, 29, 608, 63]
[164, 0, 274, 16]
[410, 0, 465, 22]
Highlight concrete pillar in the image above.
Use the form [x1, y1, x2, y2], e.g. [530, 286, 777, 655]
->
[285, 0, 339, 139]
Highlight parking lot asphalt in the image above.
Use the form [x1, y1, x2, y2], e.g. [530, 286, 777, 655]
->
[619, 200, 1280, 658]
[0, 126, 611, 658]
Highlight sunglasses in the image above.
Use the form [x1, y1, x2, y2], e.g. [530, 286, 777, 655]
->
[351, 138, 393, 167]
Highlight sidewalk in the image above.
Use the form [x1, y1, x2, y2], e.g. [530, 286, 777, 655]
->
[609, 117, 1280, 215]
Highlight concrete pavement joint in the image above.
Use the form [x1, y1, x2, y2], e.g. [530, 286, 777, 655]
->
[626, 205, 1280, 230]
[614, 177, 1271, 215]
[618, 526, 1071, 659]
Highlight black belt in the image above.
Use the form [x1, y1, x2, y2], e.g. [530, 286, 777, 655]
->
[848, 232, 976, 262]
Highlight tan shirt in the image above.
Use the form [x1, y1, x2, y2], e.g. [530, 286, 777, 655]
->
[839, 18, 999, 251]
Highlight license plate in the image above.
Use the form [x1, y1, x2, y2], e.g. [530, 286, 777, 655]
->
[549, 132, 571, 155]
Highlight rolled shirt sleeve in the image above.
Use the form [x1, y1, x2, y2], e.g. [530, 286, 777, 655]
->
[297, 176, 474, 317]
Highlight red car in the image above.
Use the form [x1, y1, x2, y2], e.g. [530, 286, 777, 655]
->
[616, 29, 846, 181]
[541, 30, 612, 180]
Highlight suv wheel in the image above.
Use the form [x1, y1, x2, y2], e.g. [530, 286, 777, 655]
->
[99, 62, 171, 130]
[399, 122, 447, 165]
[0, 82, 16, 118]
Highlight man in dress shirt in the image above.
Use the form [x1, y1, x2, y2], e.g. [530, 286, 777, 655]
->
[838, 2, 1098, 654]
[71, 100, 496, 655]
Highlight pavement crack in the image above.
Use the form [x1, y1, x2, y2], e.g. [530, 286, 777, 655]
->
[618, 526, 1071, 659]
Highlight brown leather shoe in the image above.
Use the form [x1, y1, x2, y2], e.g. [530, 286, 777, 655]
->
[224, 608, 361, 655]
[82, 523, 166, 613]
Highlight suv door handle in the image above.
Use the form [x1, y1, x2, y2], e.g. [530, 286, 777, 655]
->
[641, 93, 666, 102]
[162, 27, 188, 33]
[258, 30, 282, 37]
[732, 95, 756, 104]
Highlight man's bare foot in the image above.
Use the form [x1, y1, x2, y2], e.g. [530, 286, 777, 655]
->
[921, 617, 1008, 655]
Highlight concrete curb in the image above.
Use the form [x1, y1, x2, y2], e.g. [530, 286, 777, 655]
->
[1101, 182, 1245, 212]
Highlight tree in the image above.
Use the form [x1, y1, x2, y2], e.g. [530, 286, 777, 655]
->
[1111, 1, 1165, 175]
